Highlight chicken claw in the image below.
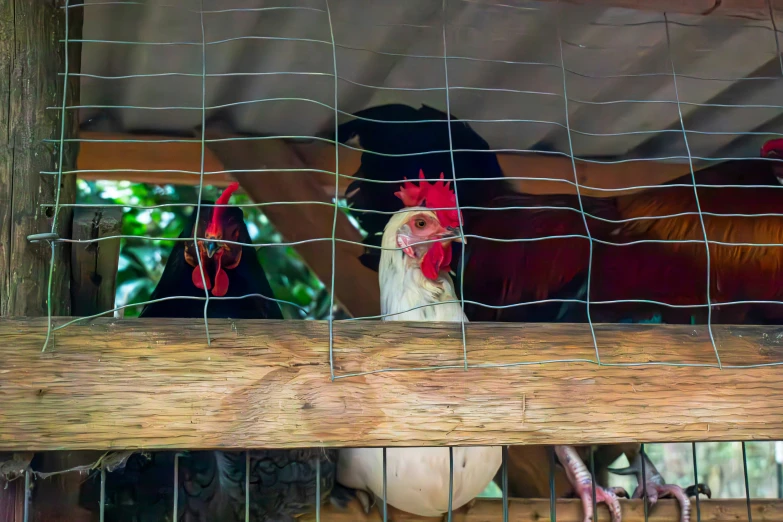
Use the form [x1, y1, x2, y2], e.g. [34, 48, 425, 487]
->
[556, 446, 626, 522]
[610, 453, 712, 522]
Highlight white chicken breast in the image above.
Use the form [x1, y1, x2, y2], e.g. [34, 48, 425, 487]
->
[337, 208, 502, 517]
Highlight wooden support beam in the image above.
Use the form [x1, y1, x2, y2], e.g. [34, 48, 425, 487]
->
[0, 1, 82, 519]
[206, 135, 381, 318]
[527, 0, 774, 19]
[76, 134, 696, 198]
[305, 499, 783, 522]
[76, 131, 232, 187]
[1, 318, 782, 451]
[70, 207, 122, 317]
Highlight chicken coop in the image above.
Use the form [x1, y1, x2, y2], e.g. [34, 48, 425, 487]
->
[2, 0, 783, 520]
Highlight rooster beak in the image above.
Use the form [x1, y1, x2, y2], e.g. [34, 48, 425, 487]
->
[444, 226, 464, 244]
[205, 241, 219, 258]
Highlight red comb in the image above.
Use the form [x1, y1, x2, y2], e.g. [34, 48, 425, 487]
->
[394, 170, 461, 229]
[762, 139, 783, 157]
[207, 181, 239, 235]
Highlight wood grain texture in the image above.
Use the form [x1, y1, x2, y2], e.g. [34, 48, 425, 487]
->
[1, 318, 783, 450]
[0, 1, 81, 517]
[76, 131, 232, 187]
[304, 499, 783, 522]
[70, 207, 122, 317]
[0, 0, 81, 317]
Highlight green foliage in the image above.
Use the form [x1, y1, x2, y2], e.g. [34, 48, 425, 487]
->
[76, 180, 335, 319]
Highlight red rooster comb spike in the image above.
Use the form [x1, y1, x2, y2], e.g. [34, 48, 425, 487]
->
[393, 170, 461, 229]
[207, 181, 240, 234]
[762, 138, 783, 157]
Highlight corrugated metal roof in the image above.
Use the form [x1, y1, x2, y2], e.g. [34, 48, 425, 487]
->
[78, 0, 783, 163]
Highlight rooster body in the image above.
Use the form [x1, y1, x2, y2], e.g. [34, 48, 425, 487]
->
[81, 185, 336, 521]
[337, 209, 501, 518]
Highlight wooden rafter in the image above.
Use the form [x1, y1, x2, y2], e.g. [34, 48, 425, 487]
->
[75, 132, 697, 198]
[2, 318, 782, 451]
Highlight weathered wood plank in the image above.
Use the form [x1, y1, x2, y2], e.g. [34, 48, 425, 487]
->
[305, 499, 783, 522]
[0, 0, 81, 318]
[76, 131, 231, 187]
[1, 318, 782, 450]
[70, 207, 122, 317]
[0, 0, 82, 517]
[76, 135, 696, 199]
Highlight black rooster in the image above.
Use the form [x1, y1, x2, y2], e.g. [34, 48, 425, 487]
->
[79, 183, 336, 521]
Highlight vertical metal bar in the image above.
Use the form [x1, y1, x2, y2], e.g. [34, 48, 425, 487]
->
[173, 453, 179, 521]
[641, 445, 649, 522]
[776, 441, 783, 499]
[502, 446, 509, 522]
[441, 0, 469, 369]
[316, 455, 322, 522]
[22, 469, 30, 522]
[42, 0, 70, 351]
[193, 0, 212, 344]
[555, 3, 600, 363]
[100, 467, 106, 522]
[246, 451, 251, 522]
[447, 447, 454, 522]
[692, 442, 702, 522]
[549, 447, 557, 522]
[383, 448, 388, 522]
[323, 0, 339, 380]
[663, 12, 721, 367]
[590, 449, 598, 522]
[742, 442, 753, 522]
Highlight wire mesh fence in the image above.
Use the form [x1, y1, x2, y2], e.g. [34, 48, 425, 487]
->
[8, 0, 783, 519]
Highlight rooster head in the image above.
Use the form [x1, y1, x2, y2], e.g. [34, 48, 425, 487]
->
[761, 138, 783, 185]
[183, 181, 244, 297]
[384, 208, 463, 281]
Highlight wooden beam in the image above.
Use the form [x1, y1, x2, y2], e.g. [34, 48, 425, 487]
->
[76, 131, 232, 187]
[0, 1, 82, 518]
[76, 134, 696, 198]
[305, 499, 783, 522]
[1, 318, 782, 451]
[527, 0, 773, 19]
[70, 207, 122, 317]
[206, 135, 381, 318]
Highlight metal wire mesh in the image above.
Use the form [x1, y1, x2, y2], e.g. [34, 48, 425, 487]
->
[16, 0, 783, 518]
[32, 0, 783, 376]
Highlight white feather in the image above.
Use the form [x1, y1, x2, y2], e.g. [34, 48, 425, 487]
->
[337, 209, 502, 517]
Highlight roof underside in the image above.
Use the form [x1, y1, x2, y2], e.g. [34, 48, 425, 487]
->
[78, 0, 783, 164]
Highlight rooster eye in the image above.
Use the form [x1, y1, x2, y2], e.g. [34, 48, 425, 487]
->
[414, 219, 426, 229]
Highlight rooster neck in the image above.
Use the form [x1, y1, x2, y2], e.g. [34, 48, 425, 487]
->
[379, 245, 466, 323]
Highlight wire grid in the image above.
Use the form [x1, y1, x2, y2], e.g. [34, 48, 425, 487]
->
[40, 0, 783, 375]
[31, 6, 783, 517]
[20, 441, 775, 520]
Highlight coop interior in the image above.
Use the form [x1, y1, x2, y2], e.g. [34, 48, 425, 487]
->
[1, 0, 783, 521]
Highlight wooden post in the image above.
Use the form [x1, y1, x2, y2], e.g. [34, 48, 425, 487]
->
[0, 0, 82, 520]
[70, 207, 122, 317]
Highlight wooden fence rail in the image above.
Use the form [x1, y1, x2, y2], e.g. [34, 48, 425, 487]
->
[2, 318, 783, 451]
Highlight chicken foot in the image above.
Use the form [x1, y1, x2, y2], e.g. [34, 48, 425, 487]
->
[609, 451, 712, 522]
[555, 445, 627, 522]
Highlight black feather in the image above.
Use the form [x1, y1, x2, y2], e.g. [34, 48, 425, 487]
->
[139, 203, 282, 320]
[79, 203, 337, 521]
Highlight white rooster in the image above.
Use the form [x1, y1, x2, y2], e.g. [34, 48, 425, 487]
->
[337, 175, 502, 518]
